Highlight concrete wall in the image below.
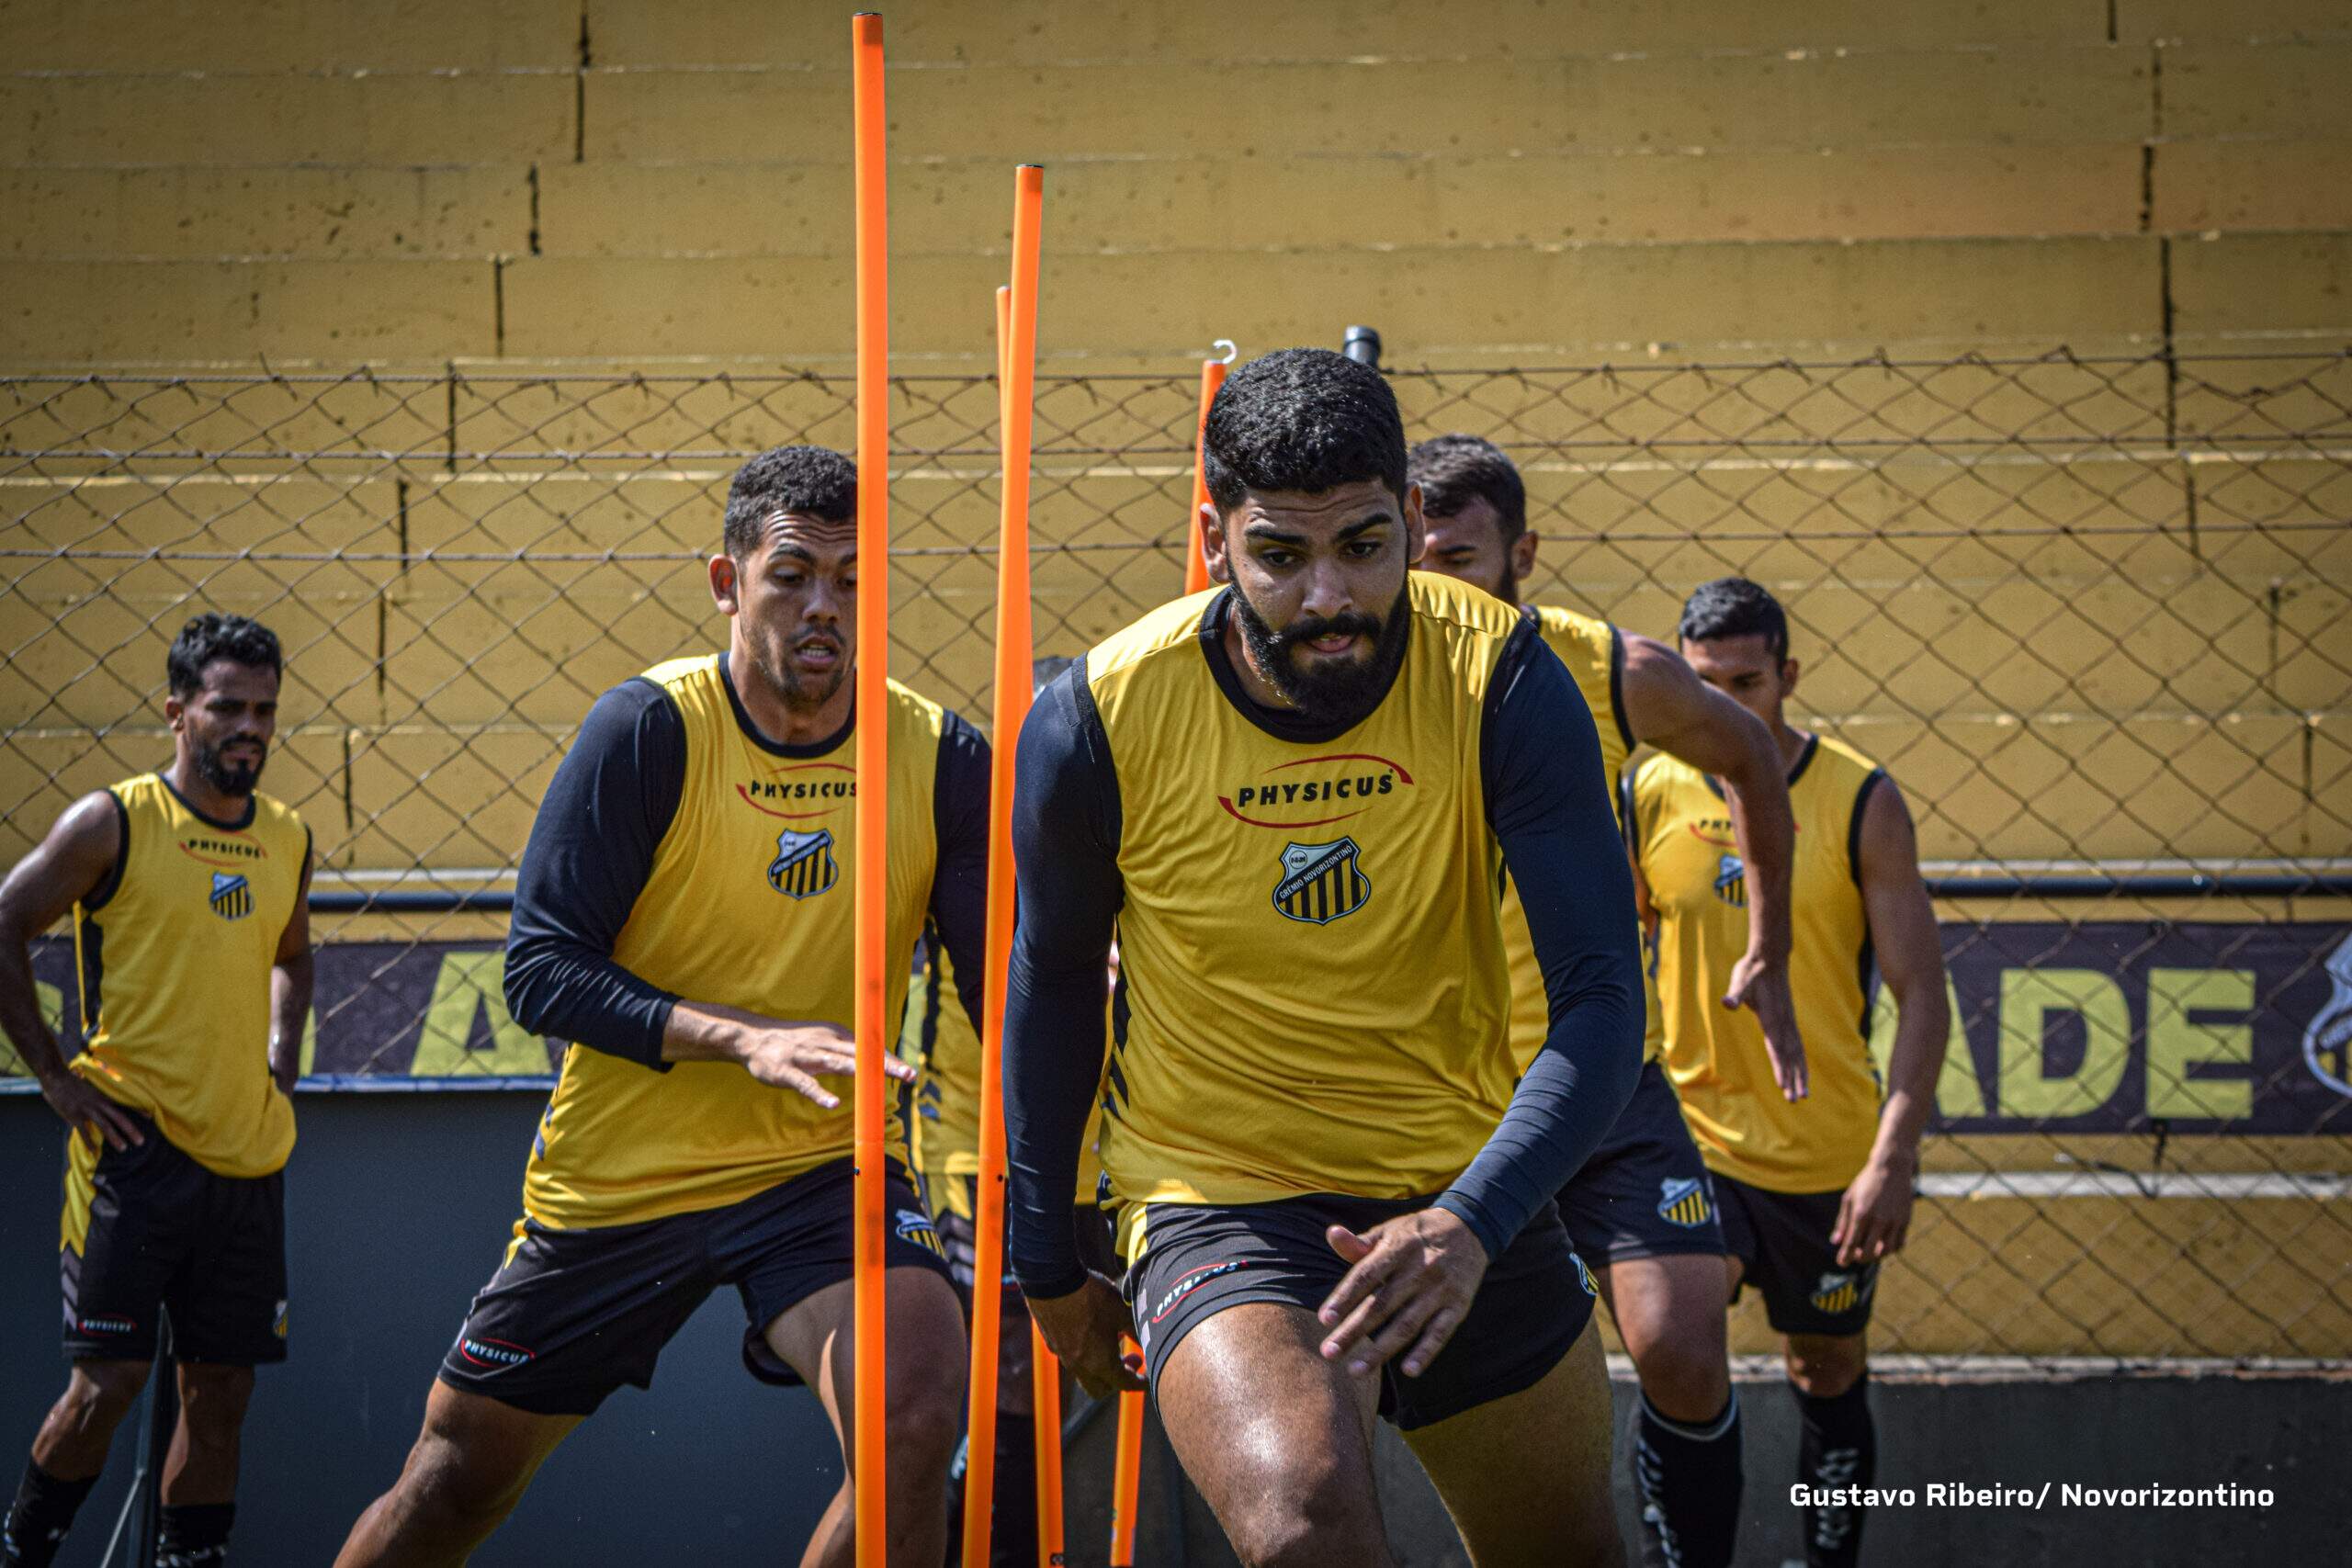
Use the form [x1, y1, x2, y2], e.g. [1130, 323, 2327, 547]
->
[2, 1, 2348, 368]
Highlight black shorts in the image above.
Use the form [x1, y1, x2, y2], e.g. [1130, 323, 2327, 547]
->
[924, 1171, 1119, 1310]
[1125, 1192, 1596, 1432]
[1554, 1060, 1727, 1266]
[1713, 1171, 1879, 1337]
[438, 1157, 950, 1416]
[59, 1112, 288, 1366]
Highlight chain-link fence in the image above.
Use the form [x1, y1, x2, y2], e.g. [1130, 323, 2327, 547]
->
[4, 348, 2348, 1365]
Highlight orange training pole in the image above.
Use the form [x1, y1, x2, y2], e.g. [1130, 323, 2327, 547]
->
[849, 14, 891, 1565]
[1032, 1318, 1068, 1567]
[1108, 1344, 1145, 1564]
[963, 165, 1044, 1568]
[1182, 353, 1227, 593]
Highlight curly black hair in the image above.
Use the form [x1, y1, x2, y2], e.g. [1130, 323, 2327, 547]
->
[1407, 433, 1527, 547]
[1202, 348, 1407, 515]
[723, 445, 858, 558]
[165, 614, 282, 698]
[1678, 577, 1790, 661]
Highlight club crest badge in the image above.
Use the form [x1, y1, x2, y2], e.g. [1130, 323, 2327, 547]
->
[1809, 1270, 1871, 1315]
[1713, 852, 1747, 908]
[893, 1207, 944, 1259]
[2302, 931, 2352, 1098]
[1657, 1177, 1713, 1228]
[209, 871, 254, 920]
[767, 828, 839, 899]
[1273, 837, 1371, 925]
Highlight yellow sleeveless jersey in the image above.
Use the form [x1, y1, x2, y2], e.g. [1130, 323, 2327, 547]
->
[69, 773, 304, 1179]
[524, 657, 946, 1230]
[1631, 733, 1887, 1192]
[906, 938, 1105, 1206]
[1088, 573, 1525, 1243]
[1498, 604, 1645, 1075]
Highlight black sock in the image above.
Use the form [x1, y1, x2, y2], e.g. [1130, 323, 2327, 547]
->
[1795, 1373, 1874, 1568]
[989, 1411, 1037, 1568]
[3, 1461, 98, 1568]
[1631, 1390, 1743, 1568]
[155, 1501, 235, 1566]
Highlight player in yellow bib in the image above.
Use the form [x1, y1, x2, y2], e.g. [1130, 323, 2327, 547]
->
[1007, 351, 1645, 1565]
[1630, 578, 1950, 1568]
[1410, 434, 1802, 1568]
[0, 615, 312, 1568]
[337, 448, 979, 1567]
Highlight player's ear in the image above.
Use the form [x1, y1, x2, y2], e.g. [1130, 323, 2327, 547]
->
[708, 553, 742, 615]
[1200, 502, 1232, 584]
[1510, 527, 1539, 587]
[164, 691, 185, 732]
[1402, 481, 1427, 564]
[1781, 657, 1802, 698]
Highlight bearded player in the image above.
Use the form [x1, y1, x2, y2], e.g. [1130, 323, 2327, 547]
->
[1005, 349, 1644, 1566]
[1630, 578, 1949, 1568]
[0, 615, 311, 1568]
[1411, 433, 1802, 1567]
[336, 447, 979, 1566]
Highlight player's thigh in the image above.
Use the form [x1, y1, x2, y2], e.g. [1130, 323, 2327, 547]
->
[1596, 1252, 1733, 1418]
[1401, 1324, 1623, 1568]
[763, 1266, 969, 1472]
[1155, 1301, 1388, 1564]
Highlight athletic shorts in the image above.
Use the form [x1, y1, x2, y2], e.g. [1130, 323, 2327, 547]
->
[1124, 1192, 1596, 1432]
[1554, 1060, 1727, 1266]
[438, 1157, 950, 1416]
[1713, 1171, 1879, 1337]
[59, 1111, 288, 1366]
[924, 1171, 1120, 1308]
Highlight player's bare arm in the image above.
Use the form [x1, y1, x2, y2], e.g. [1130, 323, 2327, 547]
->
[268, 843, 314, 1093]
[0, 792, 144, 1150]
[1833, 774, 1949, 1267]
[1620, 628, 1807, 1100]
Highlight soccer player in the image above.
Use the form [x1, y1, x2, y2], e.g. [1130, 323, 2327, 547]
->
[1004, 349, 1645, 1566]
[0, 615, 311, 1568]
[1629, 578, 1950, 1568]
[1411, 433, 1801, 1567]
[335, 446, 979, 1567]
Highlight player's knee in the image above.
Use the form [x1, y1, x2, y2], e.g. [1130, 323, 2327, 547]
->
[62, 1361, 150, 1429]
[1783, 1336, 1864, 1398]
[175, 1367, 255, 1449]
[883, 1375, 964, 1470]
[1221, 1454, 1378, 1568]
[1633, 1334, 1730, 1420]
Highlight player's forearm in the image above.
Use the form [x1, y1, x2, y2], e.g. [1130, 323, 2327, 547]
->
[1001, 950, 1110, 1296]
[0, 931, 69, 1083]
[1869, 998, 1948, 1169]
[268, 950, 313, 1088]
[658, 999, 788, 1066]
[1718, 739, 1795, 967]
[503, 933, 677, 1067]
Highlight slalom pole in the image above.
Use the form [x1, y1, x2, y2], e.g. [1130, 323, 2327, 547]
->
[963, 164, 1045, 1568]
[1108, 1351, 1145, 1564]
[1182, 347, 1230, 593]
[849, 13, 891, 1564]
[1032, 1318, 1068, 1567]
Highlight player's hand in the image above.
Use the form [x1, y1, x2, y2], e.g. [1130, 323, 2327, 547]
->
[1317, 1206, 1488, 1381]
[729, 1018, 912, 1109]
[1725, 953, 1807, 1101]
[1832, 1153, 1916, 1267]
[1027, 1271, 1146, 1399]
[37, 1067, 144, 1151]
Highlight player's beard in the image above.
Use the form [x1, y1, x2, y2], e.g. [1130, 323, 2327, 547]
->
[1231, 579, 1410, 730]
[750, 628, 849, 712]
[193, 734, 266, 796]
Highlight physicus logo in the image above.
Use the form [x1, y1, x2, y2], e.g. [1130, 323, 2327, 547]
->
[2303, 931, 2352, 1098]
[767, 828, 840, 899]
[1219, 752, 1412, 829]
[1273, 838, 1372, 925]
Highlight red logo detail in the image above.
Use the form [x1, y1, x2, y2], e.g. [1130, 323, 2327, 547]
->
[1217, 752, 1414, 829]
[1148, 1259, 1250, 1324]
